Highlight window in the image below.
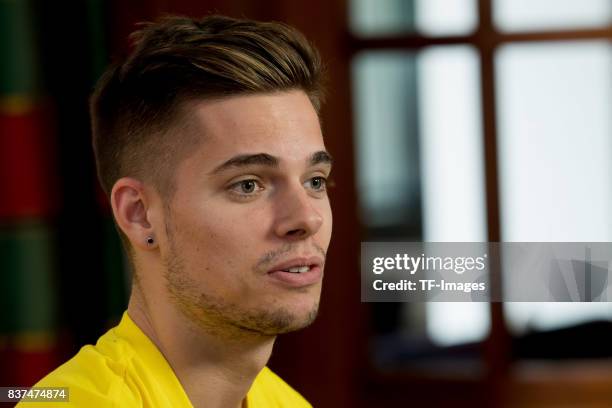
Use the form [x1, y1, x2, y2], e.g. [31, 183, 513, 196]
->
[350, 0, 612, 375]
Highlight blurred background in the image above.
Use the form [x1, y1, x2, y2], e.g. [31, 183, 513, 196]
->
[1, 0, 612, 406]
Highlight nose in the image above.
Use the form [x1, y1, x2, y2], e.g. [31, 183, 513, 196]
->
[273, 185, 324, 240]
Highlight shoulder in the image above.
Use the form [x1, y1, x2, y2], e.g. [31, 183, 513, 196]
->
[16, 330, 140, 407]
[16, 314, 194, 408]
[247, 367, 312, 408]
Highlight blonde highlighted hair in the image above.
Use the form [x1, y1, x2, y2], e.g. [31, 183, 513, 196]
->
[91, 14, 325, 200]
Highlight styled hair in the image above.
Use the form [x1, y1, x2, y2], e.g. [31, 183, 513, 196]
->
[91, 14, 325, 201]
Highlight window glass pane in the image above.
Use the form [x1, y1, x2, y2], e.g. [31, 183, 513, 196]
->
[494, 0, 612, 32]
[414, 0, 478, 36]
[417, 46, 489, 347]
[350, 0, 416, 37]
[496, 41, 612, 336]
[352, 51, 421, 233]
[352, 46, 489, 353]
[350, 0, 477, 37]
[353, 50, 423, 370]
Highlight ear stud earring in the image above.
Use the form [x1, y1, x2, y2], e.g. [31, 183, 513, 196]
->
[146, 236, 155, 246]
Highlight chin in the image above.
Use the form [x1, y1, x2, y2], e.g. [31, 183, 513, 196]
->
[285, 303, 320, 331]
[249, 300, 320, 336]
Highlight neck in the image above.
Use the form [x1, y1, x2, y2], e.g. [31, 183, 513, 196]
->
[127, 286, 276, 408]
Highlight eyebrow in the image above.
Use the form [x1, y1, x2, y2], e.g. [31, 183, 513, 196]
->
[211, 150, 333, 174]
[310, 150, 333, 166]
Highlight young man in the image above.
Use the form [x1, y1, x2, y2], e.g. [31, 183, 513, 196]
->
[19, 14, 332, 407]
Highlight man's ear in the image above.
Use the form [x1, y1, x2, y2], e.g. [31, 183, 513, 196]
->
[111, 177, 157, 250]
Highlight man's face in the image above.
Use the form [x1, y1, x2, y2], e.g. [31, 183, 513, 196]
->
[159, 90, 332, 336]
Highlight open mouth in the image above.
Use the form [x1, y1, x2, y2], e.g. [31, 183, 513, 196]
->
[281, 265, 311, 273]
[267, 256, 324, 287]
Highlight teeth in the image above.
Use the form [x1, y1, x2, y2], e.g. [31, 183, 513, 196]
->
[284, 265, 310, 273]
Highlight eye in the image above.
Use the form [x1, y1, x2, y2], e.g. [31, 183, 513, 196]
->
[239, 180, 257, 193]
[229, 179, 264, 197]
[306, 176, 327, 192]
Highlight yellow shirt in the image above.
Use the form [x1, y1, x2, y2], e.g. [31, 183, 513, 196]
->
[17, 312, 311, 407]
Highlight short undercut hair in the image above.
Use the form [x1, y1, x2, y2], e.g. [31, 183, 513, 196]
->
[90, 14, 325, 256]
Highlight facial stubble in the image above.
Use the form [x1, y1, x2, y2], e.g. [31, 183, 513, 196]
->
[161, 217, 321, 338]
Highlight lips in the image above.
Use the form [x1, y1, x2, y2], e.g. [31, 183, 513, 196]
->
[266, 256, 324, 287]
